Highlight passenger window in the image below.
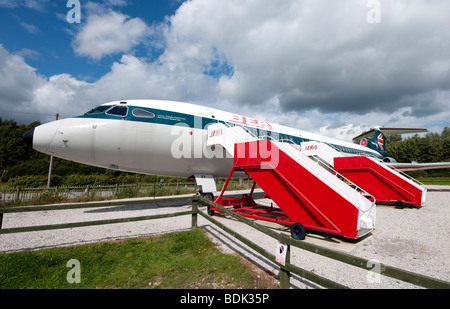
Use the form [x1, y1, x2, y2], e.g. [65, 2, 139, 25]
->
[132, 108, 155, 118]
[272, 132, 278, 140]
[106, 106, 128, 117]
[259, 130, 266, 138]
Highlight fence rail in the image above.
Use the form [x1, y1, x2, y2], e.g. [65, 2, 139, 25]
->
[0, 179, 254, 204]
[1, 194, 449, 289]
[0, 183, 200, 204]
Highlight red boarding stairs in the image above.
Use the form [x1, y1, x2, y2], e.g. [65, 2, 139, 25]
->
[300, 141, 427, 208]
[206, 124, 376, 240]
[334, 156, 426, 208]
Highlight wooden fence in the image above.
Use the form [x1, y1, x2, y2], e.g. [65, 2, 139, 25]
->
[0, 179, 253, 204]
[1, 194, 449, 289]
[0, 183, 199, 204]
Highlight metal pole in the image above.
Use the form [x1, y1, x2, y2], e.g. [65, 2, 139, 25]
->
[216, 167, 236, 201]
[47, 156, 54, 189]
[47, 113, 58, 189]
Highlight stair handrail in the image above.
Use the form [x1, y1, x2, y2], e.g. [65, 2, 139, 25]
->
[326, 144, 425, 187]
[216, 122, 376, 207]
[276, 141, 375, 208]
[377, 159, 426, 187]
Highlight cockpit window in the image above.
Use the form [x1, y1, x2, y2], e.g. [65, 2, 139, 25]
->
[132, 108, 155, 118]
[106, 105, 128, 117]
[85, 105, 111, 115]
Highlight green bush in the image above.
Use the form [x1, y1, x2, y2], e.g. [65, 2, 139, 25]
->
[117, 186, 140, 199]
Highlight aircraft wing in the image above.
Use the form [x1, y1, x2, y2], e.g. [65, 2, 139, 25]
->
[352, 127, 428, 144]
[388, 161, 450, 171]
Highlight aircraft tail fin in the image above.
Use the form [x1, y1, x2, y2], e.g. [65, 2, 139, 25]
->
[353, 127, 427, 156]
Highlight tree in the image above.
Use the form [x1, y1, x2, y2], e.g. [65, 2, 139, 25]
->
[385, 128, 450, 163]
[441, 127, 450, 140]
[0, 119, 43, 174]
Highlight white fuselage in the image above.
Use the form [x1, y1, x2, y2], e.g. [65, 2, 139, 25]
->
[30, 100, 382, 178]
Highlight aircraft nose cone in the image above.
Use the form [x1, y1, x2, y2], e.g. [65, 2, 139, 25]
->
[23, 128, 35, 148]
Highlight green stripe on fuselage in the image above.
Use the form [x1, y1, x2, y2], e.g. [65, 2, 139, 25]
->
[77, 105, 383, 159]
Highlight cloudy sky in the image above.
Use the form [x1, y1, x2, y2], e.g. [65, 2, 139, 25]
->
[0, 0, 449, 141]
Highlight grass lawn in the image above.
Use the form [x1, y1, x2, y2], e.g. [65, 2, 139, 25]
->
[0, 229, 278, 289]
[416, 177, 450, 185]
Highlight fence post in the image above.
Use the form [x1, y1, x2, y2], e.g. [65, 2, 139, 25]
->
[191, 196, 199, 229]
[280, 244, 291, 289]
[15, 188, 20, 202]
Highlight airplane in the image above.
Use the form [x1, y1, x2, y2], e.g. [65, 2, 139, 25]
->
[22, 99, 450, 196]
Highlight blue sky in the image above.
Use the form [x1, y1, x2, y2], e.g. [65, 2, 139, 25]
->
[0, 0, 180, 79]
[0, 0, 449, 141]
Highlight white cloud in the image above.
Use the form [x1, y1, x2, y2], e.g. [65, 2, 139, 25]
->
[0, 45, 93, 122]
[32, 74, 89, 115]
[0, 45, 46, 120]
[72, 10, 149, 60]
[15, 48, 40, 60]
[103, 0, 128, 7]
[20, 22, 40, 34]
[3, 0, 449, 140]
[0, 0, 48, 10]
[154, 0, 450, 138]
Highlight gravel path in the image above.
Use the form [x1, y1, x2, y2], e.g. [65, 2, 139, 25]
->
[1, 186, 449, 289]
